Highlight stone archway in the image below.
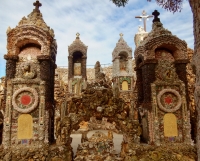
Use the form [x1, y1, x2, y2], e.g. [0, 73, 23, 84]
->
[55, 78, 141, 160]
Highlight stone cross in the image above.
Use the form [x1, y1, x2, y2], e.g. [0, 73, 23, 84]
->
[135, 10, 153, 32]
[76, 32, 80, 38]
[152, 10, 160, 23]
[33, 0, 42, 11]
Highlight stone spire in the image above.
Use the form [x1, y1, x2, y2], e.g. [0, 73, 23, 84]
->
[8, 0, 54, 37]
[33, 0, 42, 11]
[68, 33, 88, 55]
[112, 33, 133, 77]
[112, 33, 132, 61]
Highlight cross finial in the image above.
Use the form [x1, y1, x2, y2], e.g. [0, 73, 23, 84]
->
[76, 32, 80, 38]
[33, 0, 42, 11]
[120, 33, 123, 38]
[152, 10, 160, 23]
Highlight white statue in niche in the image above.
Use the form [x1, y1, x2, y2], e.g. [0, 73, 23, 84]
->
[119, 55, 127, 71]
[74, 63, 81, 76]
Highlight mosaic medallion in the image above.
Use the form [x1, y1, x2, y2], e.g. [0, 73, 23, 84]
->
[20, 95, 32, 105]
[157, 89, 182, 113]
[12, 87, 39, 113]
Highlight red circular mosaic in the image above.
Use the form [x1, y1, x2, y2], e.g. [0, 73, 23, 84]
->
[20, 95, 31, 105]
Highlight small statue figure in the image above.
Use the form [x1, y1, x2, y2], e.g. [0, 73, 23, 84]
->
[60, 116, 71, 144]
[81, 131, 88, 143]
[22, 63, 36, 79]
[112, 81, 119, 98]
[55, 117, 61, 141]
[95, 61, 105, 80]
[108, 130, 113, 140]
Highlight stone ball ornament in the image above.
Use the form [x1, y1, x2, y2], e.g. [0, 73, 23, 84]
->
[12, 87, 39, 113]
[97, 106, 103, 112]
[157, 88, 182, 113]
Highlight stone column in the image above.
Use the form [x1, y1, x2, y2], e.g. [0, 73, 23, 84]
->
[127, 56, 133, 75]
[2, 55, 18, 148]
[141, 60, 157, 110]
[4, 55, 18, 79]
[189, 0, 200, 159]
[37, 55, 52, 110]
[115, 56, 120, 76]
[82, 56, 87, 79]
[175, 60, 189, 107]
[135, 67, 143, 107]
[68, 55, 73, 79]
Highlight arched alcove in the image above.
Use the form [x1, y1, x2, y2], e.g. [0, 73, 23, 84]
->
[164, 113, 178, 137]
[72, 51, 83, 76]
[15, 39, 42, 56]
[122, 80, 128, 90]
[17, 114, 33, 139]
[119, 52, 128, 71]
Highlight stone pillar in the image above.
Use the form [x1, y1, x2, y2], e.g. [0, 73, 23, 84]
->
[37, 55, 55, 143]
[68, 56, 73, 79]
[4, 55, 18, 79]
[38, 55, 51, 104]
[114, 57, 120, 76]
[135, 67, 143, 107]
[127, 57, 133, 74]
[189, 0, 200, 159]
[141, 60, 157, 109]
[175, 60, 190, 106]
[82, 56, 87, 79]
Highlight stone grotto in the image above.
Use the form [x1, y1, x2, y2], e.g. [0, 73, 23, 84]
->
[0, 0, 197, 161]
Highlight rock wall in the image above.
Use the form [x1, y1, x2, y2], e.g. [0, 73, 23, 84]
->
[189, 0, 200, 159]
[56, 60, 136, 84]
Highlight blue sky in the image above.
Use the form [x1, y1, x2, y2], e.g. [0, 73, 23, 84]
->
[0, 0, 193, 78]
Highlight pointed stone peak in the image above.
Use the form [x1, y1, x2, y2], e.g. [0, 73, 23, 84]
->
[68, 33, 88, 55]
[118, 33, 125, 42]
[70, 33, 86, 46]
[116, 33, 130, 49]
[112, 33, 132, 60]
[136, 10, 172, 47]
[16, 0, 54, 37]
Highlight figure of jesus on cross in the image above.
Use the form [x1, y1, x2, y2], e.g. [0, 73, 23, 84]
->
[135, 10, 153, 32]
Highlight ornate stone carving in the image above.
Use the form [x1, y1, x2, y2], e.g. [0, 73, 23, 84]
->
[3, 0, 57, 149]
[68, 33, 88, 57]
[157, 88, 182, 113]
[134, 21, 188, 61]
[18, 62, 37, 79]
[12, 87, 39, 113]
[74, 131, 123, 161]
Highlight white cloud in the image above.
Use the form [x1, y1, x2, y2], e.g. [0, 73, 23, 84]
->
[0, 0, 194, 77]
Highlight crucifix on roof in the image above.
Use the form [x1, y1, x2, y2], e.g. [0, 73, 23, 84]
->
[33, 0, 42, 11]
[135, 10, 153, 32]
